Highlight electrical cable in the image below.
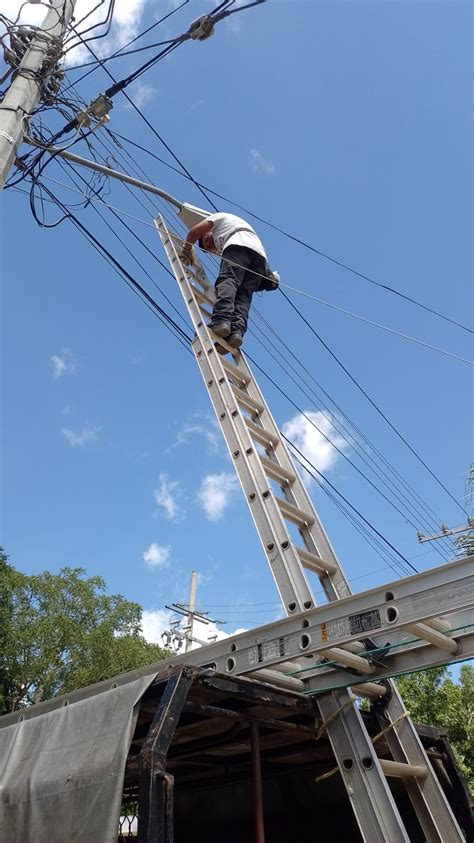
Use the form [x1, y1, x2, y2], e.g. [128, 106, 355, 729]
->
[63, 26, 219, 212]
[281, 283, 472, 366]
[32, 179, 193, 350]
[282, 434, 418, 574]
[250, 309, 453, 537]
[62, 0, 115, 49]
[56, 157, 192, 336]
[245, 351, 433, 535]
[247, 319, 452, 563]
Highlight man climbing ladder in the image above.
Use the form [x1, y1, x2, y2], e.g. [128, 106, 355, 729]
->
[180, 211, 279, 350]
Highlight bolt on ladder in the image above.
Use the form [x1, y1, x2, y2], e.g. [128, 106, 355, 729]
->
[155, 215, 464, 842]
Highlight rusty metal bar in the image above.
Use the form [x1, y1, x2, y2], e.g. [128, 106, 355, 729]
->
[182, 701, 318, 735]
[251, 722, 265, 843]
[138, 667, 195, 843]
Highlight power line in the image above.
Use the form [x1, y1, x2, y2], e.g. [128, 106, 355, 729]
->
[280, 288, 469, 518]
[32, 179, 193, 351]
[248, 317, 452, 563]
[282, 433, 418, 574]
[281, 283, 472, 366]
[67, 26, 219, 211]
[250, 309, 452, 535]
[246, 351, 439, 536]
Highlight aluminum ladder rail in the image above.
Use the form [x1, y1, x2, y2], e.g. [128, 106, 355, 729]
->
[156, 216, 464, 843]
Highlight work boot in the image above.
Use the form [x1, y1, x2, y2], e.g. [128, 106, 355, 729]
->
[208, 320, 231, 338]
[227, 331, 243, 349]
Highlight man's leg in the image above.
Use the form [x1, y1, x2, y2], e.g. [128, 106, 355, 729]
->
[211, 245, 248, 330]
[231, 252, 267, 341]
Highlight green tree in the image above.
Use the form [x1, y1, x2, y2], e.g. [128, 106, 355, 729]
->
[0, 549, 168, 714]
[396, 665, 474, 791]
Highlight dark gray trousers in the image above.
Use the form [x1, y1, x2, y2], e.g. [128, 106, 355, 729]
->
[212, 245, 267, 335]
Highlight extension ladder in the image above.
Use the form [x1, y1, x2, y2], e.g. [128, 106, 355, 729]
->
[156, 215, 465, 842]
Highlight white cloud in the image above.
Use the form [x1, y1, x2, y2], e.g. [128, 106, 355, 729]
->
[143, 542, 171, 569]
[0, 0, 150, 58]
[50, 349, 76, 379]
[190, 98, 205, 112]
[142, 607, 247, 652]
[141, 608, 175, 644]
[154, 473, 183, 521]
[282, 411, 346, 485]
[0, 1, 46, 29]
[61, 425, 101, 447]
[249, 148, 276, 176]
[65, 0, 148, 65]
[0, 0, 148, 65]
[198, 472, 239, 522]
[171, 415, 220, 454]
[124, 81, 157, 110]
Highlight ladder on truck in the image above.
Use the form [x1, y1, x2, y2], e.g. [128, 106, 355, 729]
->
[155, 215, 465, 843]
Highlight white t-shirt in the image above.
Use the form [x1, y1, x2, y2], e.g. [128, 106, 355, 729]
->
[207, 213, 267, 260]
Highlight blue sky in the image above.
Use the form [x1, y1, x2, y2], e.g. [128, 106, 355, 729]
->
[1, 0, 472, 648]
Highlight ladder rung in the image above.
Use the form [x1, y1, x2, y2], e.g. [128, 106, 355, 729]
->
[231, 384, 264, 416]
[276, 496, 316, 528]
[248, 668, 305, 692]
[404, 622, 459, 654]
[208, 332, 236, 355]
[198, 304, 213, 319]
[187, 267, 214, 293]
[221, 357, 251, 387]
[351, 683, 388, 699]
[260, 456, 296, 486]
[190, 284, 214, 307]
[423, 617, 451, 633]
[379, 759, 428, 781]
[245, 418, 279, 449]
[296, 546, 337, 575]
[320, 647, 376, 674]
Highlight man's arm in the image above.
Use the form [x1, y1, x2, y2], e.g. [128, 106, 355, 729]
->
[182, 219, 213, 251]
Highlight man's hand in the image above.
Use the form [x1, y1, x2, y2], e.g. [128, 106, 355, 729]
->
[180, 246, 195, 267]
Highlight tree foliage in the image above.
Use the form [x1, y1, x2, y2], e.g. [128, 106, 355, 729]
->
[0, 549, 168, 714]
[396, 665, 474, 792]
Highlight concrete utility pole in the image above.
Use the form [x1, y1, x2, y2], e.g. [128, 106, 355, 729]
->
[185, 569, 198, 652]
[162, 572, 225, 653]
[0, 0, 76, 189]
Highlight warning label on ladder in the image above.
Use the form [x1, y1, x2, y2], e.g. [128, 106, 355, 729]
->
[249, 637, 290, 665]
[320, 609, 381, 643]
